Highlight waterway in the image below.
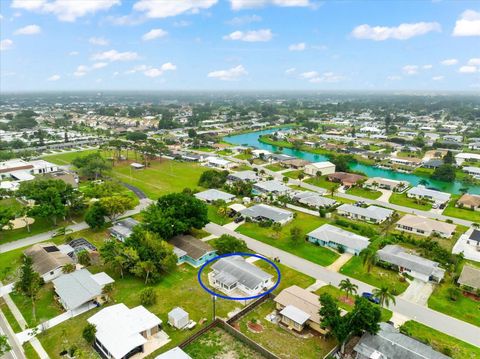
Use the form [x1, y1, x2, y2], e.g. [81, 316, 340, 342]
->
[224, 128, 480, 195]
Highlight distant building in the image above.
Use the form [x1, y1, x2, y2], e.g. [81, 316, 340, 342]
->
[252, 180, 290, 196]
[457, 193, 480, 211]
[307, 224, 370, 255]
[240, 204, 293, 225]
[292, 191, 335, 208]
[0, 159, 58, 181]
[304, 161, 336, 176]
[194, 189, 235, 203]
[327, 172, 365, 188]
[364, 177, 408, 192]
[227, 170, 259, 183]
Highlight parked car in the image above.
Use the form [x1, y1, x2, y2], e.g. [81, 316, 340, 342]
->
[362, 292, 380, 304]
[234, 216, 244, 223]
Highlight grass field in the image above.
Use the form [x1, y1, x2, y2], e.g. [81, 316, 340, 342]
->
[236, 212, 339, 267]
[400, 320, 480, 359]
[345, 187, 382, 200]
[443, 198, 480, 223]
[0, 298, 22, 333]
[315, 285, 392, 321]
[41, 149, 100, 165]
[235, 300, 337, 359]
[389, 192, 432, 211]
[339, 255, 409, 295]
[207, 205, 233, 225]
[305, 176, 337, 191]
[254, 260, 315, 294]
[265, 163, 284, 172]
[283, 170, 304, 179]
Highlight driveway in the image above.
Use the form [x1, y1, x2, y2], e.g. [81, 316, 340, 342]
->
[327, 253, 353, 272]
[376, 189, 392, 203]
[399, 279, 435, 306]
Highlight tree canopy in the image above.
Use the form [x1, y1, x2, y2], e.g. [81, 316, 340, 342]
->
[198, 169, 229, 189]
[72, 153, 111, 180]
[213, 234, 248, 255]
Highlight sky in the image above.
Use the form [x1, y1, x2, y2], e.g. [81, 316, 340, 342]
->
[0, 0, 479, 92]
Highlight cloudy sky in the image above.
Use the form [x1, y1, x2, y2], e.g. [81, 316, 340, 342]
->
[0, 0, 479, 92]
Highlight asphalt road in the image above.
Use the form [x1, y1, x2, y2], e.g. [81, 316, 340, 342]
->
[205, 222, 480, 347]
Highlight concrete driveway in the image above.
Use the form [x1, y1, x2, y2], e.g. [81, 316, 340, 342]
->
[327, 253, 353, 272]
[377, 189, 392, 203]
[399, 279, 435, 306]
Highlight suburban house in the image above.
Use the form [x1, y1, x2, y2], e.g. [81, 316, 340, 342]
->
[406, 186, 451, 205]
[353, 322, 450, 359]
[377, 245, 445, 283]
[390, 156, 422, 168]
[304, 161, 336, 176]
[292, 191, 336, 209]
[170, 235, 217, 268]
[457, 193, 480, 211]
[463, 228, 480, 247]
[24, 243, 74, 282]
[455, 152, 480, 165]
[422, 159, 444, 169]
[155, 347, 191, 359]
[274, 285, 326, 334]
[327, 172, 366, 188]
[109, 218, 140, 242]
[205, 156, 235, 169]
[240, 204, 294, 225]
[396, 214, 456, 238]
[252, 180, 290, 196]
[337, 204, 394, 224]
[53, 269, 114, 311]
[209, 256, 273, 297]
[307, 224, 370, 255]
[194, 189, 235, 203]
[458, 265, 480, 291]
[364, 177, 408, 192]
[88, 303, 167, 359]
[281, 158, 311, 169]
[0, 159, 59, 181]
[226, 170, 259, 183]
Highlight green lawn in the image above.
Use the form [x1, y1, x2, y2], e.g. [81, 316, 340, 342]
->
[428, 275, 480, 327]
[400, 320, 480, 359]
[234, 153, 253, 160]
[236, 212, 339, 267]
[346, 187, 382, 200]
[231, 164, 253, 172]
[265, 163, 284, 172]
[207, 205, 233, 225]
[315, 285, 392, 321]
[0, 198, 24, 213]
[235, 300, 337, 359]
[0, 298, 23, 333]
[389, 192, 432, 211]
[255, 260, 315, 294]
[41, 149, 101, 165]
[305, 176, 337, 191]
[23, 342, 40, 359]
[284, 170, 304, 179]
[443, 198, 480, 223]
[339, 256, 409, 295]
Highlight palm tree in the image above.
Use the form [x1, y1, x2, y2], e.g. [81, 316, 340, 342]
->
[360, 247, 377, 273]
[373, 286, 396, 307]
[339, 278, 358, 298]
[62, 263, 76, 274]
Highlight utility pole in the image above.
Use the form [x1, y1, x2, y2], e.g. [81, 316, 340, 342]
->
[212, 295, 216, 321]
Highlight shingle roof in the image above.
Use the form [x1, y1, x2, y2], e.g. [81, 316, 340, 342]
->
[458, 265, 480, 290]
[170, 235, 215, 261]
[407, 186, 451, 203]
[240, 204, 293, 223]
[396, 214, 456, 236]
[24, 243, 74, 275]
[307, 224, 370, 251]
[458, 194, 480, 208]
[194, 189, 235, 202]
[337, 204, 393, 221]
[227, 170, 258, 182]
[274, 285, 321, 324]
[253, 180, 290, 193]
[293, 191, 334, 207]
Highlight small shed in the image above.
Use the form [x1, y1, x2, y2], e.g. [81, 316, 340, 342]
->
[168, 307, 189, 329]
[130, 162, 145, 170]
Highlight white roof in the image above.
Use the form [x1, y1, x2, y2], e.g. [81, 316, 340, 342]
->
[155, 347, 192, 359]
[168, 307, 188, 321]
[88, 303, 162, 359]
[9, 170, 35, 181]
[206, 157, 231, 165]
[229, 203, 246, 212]
[194, 189, 235, 202]
[306, 161, 335, 169]
[29, 159, 56, 169]
[308, 224, 370, 251]
[280, 305, 310, 325]
[91, 272, 115, 287]
[130, 162, 145, 168]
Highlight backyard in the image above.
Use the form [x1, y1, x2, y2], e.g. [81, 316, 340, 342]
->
[389, 193, 432, 211]
[305, 176, 337, 191]
[339, 255, 409, 295]
[236, 212, 339, 267]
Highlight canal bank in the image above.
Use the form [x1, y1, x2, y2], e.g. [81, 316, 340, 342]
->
[224, 128, 480, 195]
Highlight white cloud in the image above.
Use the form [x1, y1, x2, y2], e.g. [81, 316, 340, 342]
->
[73, 65, 89, 77]
[133, 0, 218, 18]
[92, 49, 139, 62]
[402, 65, 419, 75]
[459, 65, 478, 73]
[352, 22, 441, 41]
[11, 0, 120, 22]
[92, 62, 108, 69]
[453, 10, 480, 37]
[142, 28, 168, 41]
[387, 75, 402, 81]
[68, 51, 79, 56]
[106, 14, 145, 26]
[173, 20, 191, 27]
[288, 42, 306, 51]
[89, 37, 109, 46]
[47, 74, 60, 81]
[223, 29, 272, 42]
[125, 64, 149, 74]
[14, 24, 41, 35]
[285, 67, 296, 75]
[0, 39, 13, 51]
[230, 0, 310, 10]
[432, 76, 444, 81]
[126, 63, 176, 77]
[468, 58, 480, 66]
[440, 58, 458, 66]
[208, 65, 247, 81]
[226, 14, 261, 26]
[422, 64, 432, 70]
[300, 70, 344, 83]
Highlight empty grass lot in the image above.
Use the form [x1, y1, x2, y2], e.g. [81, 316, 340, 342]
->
[339, 255, 409, 295]
[283, 170, 304, 179]
[265, 163, 284, 172]
[305, 176, 337, 191]
[345, 187, 382, 200]
[400, 320, 480, 359]
[443, 197, 480, 223]
[236, 212, 339, 267]
[389, 192, 432, 211]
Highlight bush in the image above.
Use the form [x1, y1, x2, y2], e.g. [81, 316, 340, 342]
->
[213, 235, 248, 255]
[447, 287, 461, 301]
[82, 323, 97, 344]
[140, 287, 157, 306]
[85, 202, 106, 230]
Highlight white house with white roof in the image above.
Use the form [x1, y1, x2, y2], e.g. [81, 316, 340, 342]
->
[304, 161, 336, 176]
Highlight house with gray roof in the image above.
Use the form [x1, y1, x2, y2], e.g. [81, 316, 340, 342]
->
[240, 204, 293, 225]
[407, 185, 451, 205]
[377, 245, 445, 283]
[194, 189, 235, 203]
[109, 218, 140, 242]
[252, 180, 290, 196]
[292, 191, 335, 208]
[396, 214, 456, 238]
[353, 322, 450, 359]
[170, 235, 217, 268]
[209, 256, 273, 297]
[337, 204, 394, 224]
[53, 269, 114, 311]
[227, 170, 259, 183]
[458, 265, 480, 291]
[307, 224, 370, 255]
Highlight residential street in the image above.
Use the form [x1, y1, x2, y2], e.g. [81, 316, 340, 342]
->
[204, 222, 480, 347]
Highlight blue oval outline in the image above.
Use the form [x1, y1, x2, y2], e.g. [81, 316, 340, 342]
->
[197, 252, 281, 301]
